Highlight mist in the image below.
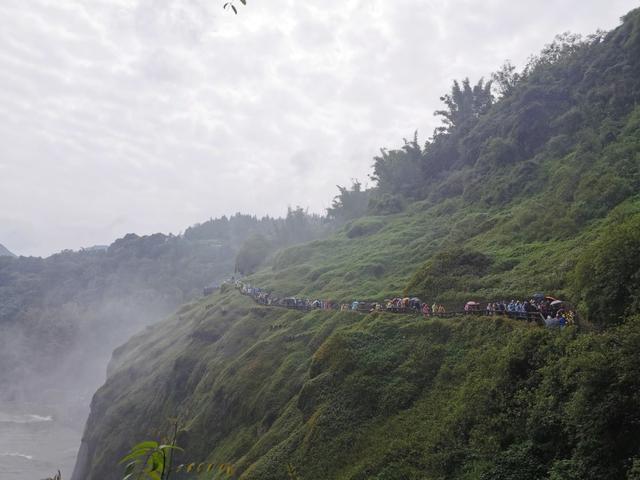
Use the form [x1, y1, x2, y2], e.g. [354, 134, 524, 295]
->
[0, 210, 331, 479]
[0, 231, 234, 480]
[2, 1, 639, 479]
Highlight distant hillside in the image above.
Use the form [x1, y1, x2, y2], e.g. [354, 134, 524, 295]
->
[0, 211, 329, 404]
[0, 243, 15, 257]
[75, 8, 640, 480]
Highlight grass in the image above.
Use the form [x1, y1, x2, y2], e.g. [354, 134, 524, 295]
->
[77, 286, 640, 479]
[248, 193, 640, 309]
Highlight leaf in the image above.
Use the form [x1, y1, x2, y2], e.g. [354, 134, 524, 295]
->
[231, 4, 237, 14]
[119, 451, 149, 464]
[158, 445, 184, 452]
[132, 441, 159, 451]
[124, 461, 137, 475]
[240, 0, 246, 4]
[150, 453, 160, 471]
[148, 471, 162, 480]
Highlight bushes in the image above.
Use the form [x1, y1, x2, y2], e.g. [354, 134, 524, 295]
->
[476, 137, 519, 170]
[346, 218, 385, 238]
[368, 193, 405, 215]
[405, 248, 492, 300]
[235, 234, 272, 275]
[571, 214, 640, 325]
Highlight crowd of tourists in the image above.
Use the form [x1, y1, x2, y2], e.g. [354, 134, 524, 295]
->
[226, 280, 573, 327]
[471, 295, 575, 326]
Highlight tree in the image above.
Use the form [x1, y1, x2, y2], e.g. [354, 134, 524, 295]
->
[572, 215, 640, 325]
[434, 78, 493, 135]
[327, 181, 370, 223]
[370, 131, 425, 198]
[492, 60, 521, 97]
[234, 233, 271, 275]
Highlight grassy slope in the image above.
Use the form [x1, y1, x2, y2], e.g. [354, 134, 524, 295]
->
[250, 190, 640, 307]
[79, 289, 640, 480]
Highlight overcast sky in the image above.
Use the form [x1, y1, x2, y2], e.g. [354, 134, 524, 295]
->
[0, 0, 637, 256]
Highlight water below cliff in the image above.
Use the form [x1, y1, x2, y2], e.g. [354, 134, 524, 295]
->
[0, 400, 87, 480]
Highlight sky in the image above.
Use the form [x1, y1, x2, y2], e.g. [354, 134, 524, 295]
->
[0, 0, 638, 257]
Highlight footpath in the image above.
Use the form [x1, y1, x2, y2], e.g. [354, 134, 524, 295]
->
[223, 280, 550, 325]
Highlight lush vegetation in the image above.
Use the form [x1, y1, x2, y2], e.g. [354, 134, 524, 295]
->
[77, 289, 640, 480]
[572, 213, 640, 326]
[69, 7, 640, 480]
[248, 9, 640, 325]
[0, 211, 329, 401]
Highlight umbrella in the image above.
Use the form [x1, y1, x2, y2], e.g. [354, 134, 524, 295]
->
[545, 295, 558, 301]
[466, 301, 480, 306]
[550, 300, 564, 306]
[533, 293, 545, 300]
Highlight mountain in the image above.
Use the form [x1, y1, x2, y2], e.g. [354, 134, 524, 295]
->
[73, 8, 640, 480]
[0, 243, 16, 257]
[0, 211, 328, 405]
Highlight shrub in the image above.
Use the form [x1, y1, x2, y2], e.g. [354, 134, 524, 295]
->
[346, 218, 385, 238]
[235, 234, 272, 275]
[572, 214, 640, 325]
[405, 248, 492, 300]
[369, 193, 405, 215]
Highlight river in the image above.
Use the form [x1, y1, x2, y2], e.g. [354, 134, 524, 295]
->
[0, 399, 87, 480]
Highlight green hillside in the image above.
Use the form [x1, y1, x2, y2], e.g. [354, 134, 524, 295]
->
[0, 211, 326, 402]
[251, 9, 640, 316]
[73, 9, 640, 480]
[75, 290, 640, 480]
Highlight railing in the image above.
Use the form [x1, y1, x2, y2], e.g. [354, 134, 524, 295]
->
[233, 283, 545, 324]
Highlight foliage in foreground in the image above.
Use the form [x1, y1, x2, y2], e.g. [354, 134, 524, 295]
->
[119, 439, 234, 480]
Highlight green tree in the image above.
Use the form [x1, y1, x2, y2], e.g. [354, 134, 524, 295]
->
[572, 214, 640, 325]
[492, 60, 521, 97]
[235, 233, 272, 275]
[327, 180, 370, 223]
[370, 131, 425, 198]
[434, 78, 493, 135]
